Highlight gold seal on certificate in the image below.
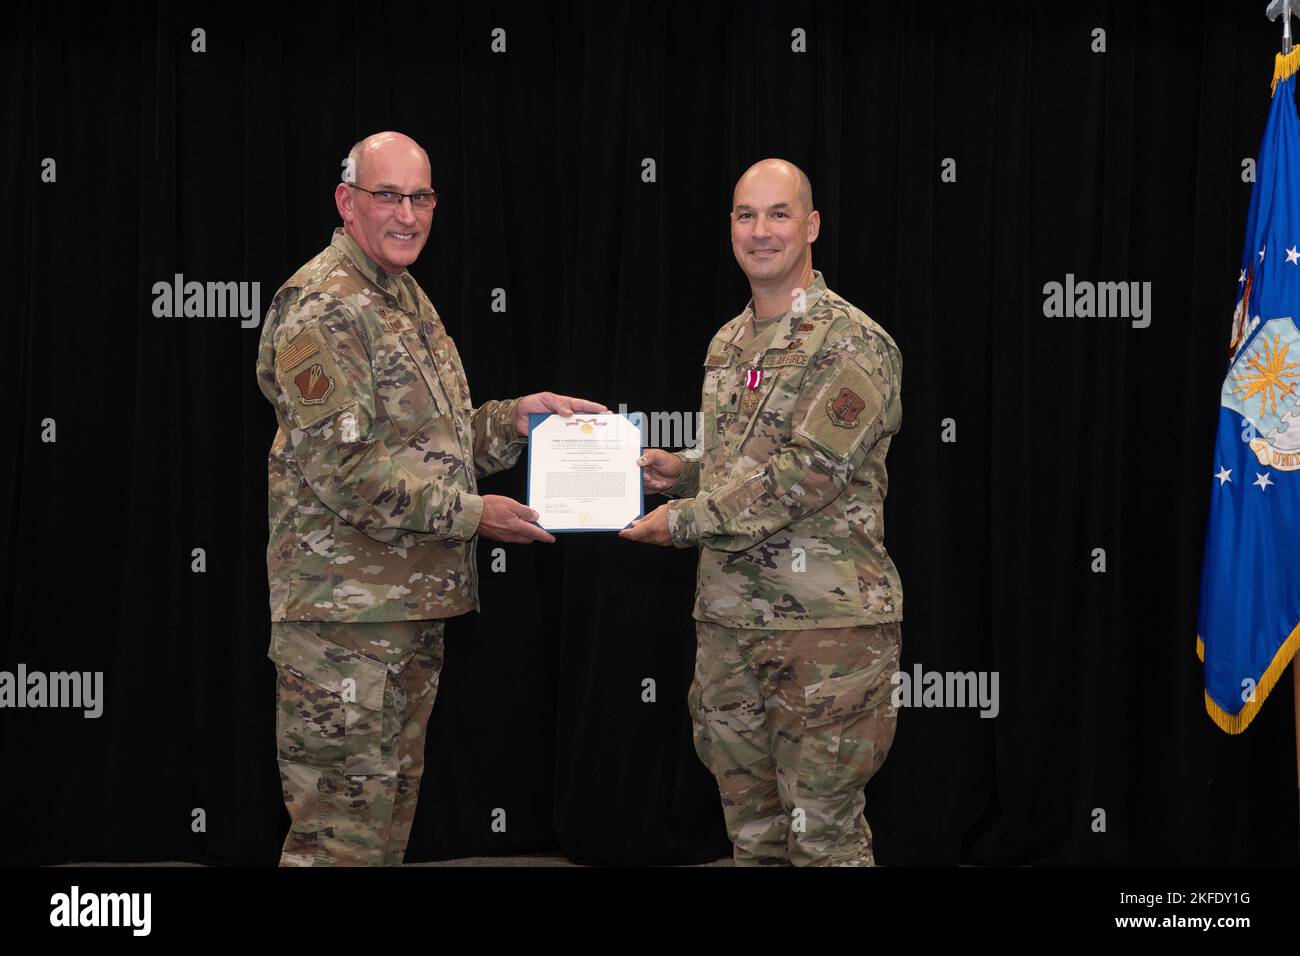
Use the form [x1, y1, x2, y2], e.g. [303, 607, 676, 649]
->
[526, 412, 645, 532]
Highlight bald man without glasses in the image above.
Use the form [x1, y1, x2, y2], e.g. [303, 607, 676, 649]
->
[622, 159, 904, 866]
[255, 132, 604, 866]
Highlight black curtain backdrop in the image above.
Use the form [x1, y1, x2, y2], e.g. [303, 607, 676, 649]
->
[2, 0, 1297, 866]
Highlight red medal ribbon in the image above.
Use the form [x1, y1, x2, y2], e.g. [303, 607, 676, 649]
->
[745, 368, 764, 390]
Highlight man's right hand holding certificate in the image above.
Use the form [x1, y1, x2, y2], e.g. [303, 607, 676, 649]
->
[619, 450, 686, 546]
[636, 449, 685, 494]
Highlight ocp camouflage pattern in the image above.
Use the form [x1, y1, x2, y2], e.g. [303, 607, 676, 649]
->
[664, 271, 903, 629]
[271, 618, 445, 866]
[256, 228, 524, 623]
[690, 620, 901, 865]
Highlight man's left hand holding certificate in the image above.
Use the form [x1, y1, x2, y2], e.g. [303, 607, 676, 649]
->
[527, 412, 645, 532]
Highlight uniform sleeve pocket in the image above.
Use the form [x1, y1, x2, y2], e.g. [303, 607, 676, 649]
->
[711, 469, 768, 521]
[276, 327, 357, 431]
[794, 358, 884, 463]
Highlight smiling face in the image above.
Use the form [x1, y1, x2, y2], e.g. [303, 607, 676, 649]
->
[730, 160, 820, 287]
[334, 132, 434, 275]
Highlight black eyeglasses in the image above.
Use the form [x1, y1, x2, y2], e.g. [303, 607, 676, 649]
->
[347, 184, 438, 210]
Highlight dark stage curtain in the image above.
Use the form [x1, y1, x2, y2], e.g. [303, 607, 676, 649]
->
[2, 0, 1295, 865]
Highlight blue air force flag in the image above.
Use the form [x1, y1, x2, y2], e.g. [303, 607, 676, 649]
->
[1196, 52, 1300, 733]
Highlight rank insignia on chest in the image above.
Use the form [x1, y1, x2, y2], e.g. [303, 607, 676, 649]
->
[294, 363, 336, 405]
[825, 386, 866, 427]
[379, 310, 414, 333]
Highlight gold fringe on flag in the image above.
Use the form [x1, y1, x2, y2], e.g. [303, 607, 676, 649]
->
[1271, 47, 1300, 95]
[1197, 622, 1300, 733]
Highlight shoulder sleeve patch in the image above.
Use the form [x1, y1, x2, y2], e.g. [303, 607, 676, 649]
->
[795, 358, 884, 461]
[277, 328, 320, 373]
[275, 326, 356, 430]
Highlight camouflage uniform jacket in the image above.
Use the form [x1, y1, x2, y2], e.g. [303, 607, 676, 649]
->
[664, 271, 903, 629]
[255, 228, 524, 623]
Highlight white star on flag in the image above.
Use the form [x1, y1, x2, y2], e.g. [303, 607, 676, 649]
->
[1254, 472, 1274, 491]
[1287, 246, 1300, 264]
[1239, 269, 1246, 283]
[1260, 245, 1267, 260]
[1215, 467, 1232, 485]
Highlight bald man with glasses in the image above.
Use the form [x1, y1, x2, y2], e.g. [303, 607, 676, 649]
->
[255, 131, 604, 866]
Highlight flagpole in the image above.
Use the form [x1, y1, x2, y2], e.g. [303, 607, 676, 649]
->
[1286, 0, 1300, 872]
[1269, 0, 1296, 54]
[1284, 0, 1300, 870]
[1287, 0, 1300, 870]
[1289, 0, 1300, 871]
[1289, 658, 1300, 858]
[1266, 0, 1300, 864]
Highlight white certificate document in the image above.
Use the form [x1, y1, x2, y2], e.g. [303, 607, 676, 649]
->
[526, 412, 644, 532]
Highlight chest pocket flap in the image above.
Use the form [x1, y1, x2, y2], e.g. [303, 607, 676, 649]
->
[373, 329, 443, 444]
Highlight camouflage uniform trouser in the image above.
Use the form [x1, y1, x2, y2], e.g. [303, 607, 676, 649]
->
[269, 619, 446, 867]
[690, 621, 900, 866]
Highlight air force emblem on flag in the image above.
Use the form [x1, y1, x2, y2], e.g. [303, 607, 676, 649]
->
[1222, 317, 1300, 471]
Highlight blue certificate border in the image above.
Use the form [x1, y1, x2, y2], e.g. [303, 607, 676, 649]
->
[526, 411, 645, 533]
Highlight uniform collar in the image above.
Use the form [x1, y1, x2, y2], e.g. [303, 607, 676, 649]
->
[331, 227, 409, 302]
[736, 269, 830, 355]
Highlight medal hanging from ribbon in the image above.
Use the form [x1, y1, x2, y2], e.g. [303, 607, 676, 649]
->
[740, 366, 764, 416]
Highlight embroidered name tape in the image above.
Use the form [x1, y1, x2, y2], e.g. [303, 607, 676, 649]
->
[761, 353, 809, 368]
